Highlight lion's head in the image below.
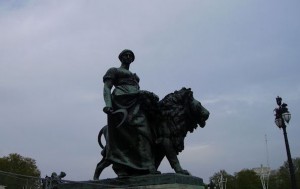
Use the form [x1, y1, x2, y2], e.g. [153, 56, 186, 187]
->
[158, 88, 210, 153]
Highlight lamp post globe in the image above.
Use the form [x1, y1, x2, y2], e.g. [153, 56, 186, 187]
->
[275, 118, 282, 128]
[282, 112, 291, 123]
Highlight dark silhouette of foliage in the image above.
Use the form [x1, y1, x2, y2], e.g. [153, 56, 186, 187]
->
[235, 169, 260, 189]
[209, 170, 237, 189]
[0, 153, 41, 189]
[209, 157, 300, 189]
[269, 157, 300, 189]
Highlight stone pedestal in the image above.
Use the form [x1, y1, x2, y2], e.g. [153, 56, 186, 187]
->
[58, 173, 205, 189]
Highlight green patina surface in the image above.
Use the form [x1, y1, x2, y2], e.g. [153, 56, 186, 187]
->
[59, 173, 205, 189]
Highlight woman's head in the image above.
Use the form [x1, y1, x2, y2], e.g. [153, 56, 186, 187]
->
[119, 49, 135, 64]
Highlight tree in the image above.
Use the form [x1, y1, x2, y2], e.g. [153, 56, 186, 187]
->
[235, 169, 261, 189]
[269, 157, 300, 189]
[294, 157, 300, 188]
[0, 153, 41, 189]
[208, 157, 300, 189]
[209, 170, 236, 189]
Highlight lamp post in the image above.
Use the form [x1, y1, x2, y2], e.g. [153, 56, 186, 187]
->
[274, 96, 297, 189]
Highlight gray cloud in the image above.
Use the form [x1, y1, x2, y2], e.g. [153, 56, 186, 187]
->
[1, 0, 300, 183]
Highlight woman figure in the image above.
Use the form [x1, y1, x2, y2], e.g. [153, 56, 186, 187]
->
[102, 49, 158, 176]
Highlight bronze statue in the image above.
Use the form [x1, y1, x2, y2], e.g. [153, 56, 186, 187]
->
[93, 50, 209, 180]
[99, 49, 159, 178]
[43, 172, 66, 189]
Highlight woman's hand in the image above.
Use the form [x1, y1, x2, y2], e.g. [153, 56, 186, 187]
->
[103, 106, 114, 114]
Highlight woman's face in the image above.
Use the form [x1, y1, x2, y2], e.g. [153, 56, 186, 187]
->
[121, 53, 134, 64]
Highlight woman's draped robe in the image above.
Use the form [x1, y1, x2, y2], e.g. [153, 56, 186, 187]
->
[103, 67, 156, 174]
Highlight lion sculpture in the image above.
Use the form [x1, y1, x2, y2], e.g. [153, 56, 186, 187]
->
[93, 88, 209, 180]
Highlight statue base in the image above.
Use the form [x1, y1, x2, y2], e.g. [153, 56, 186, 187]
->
[58, 173, 205, 189]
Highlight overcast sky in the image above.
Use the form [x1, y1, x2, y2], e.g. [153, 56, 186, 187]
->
[1, 0, 300, 183]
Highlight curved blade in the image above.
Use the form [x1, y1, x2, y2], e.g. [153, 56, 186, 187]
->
[111, 109, 128, 128]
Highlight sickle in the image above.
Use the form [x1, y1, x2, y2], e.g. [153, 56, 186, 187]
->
[98, 109, 128, 148]
[111, 109, 128, 128]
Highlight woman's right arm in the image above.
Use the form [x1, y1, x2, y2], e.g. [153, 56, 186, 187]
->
[103, 80, 113, 114]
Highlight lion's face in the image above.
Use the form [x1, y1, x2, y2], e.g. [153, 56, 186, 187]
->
[189, 98, 210, 128]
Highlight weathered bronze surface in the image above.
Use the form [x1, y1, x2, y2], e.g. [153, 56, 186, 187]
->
[94, 50, 209, 180]
[61, 173, 205, 189]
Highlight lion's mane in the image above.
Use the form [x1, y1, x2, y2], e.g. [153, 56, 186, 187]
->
[158, 88, 198, 153]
